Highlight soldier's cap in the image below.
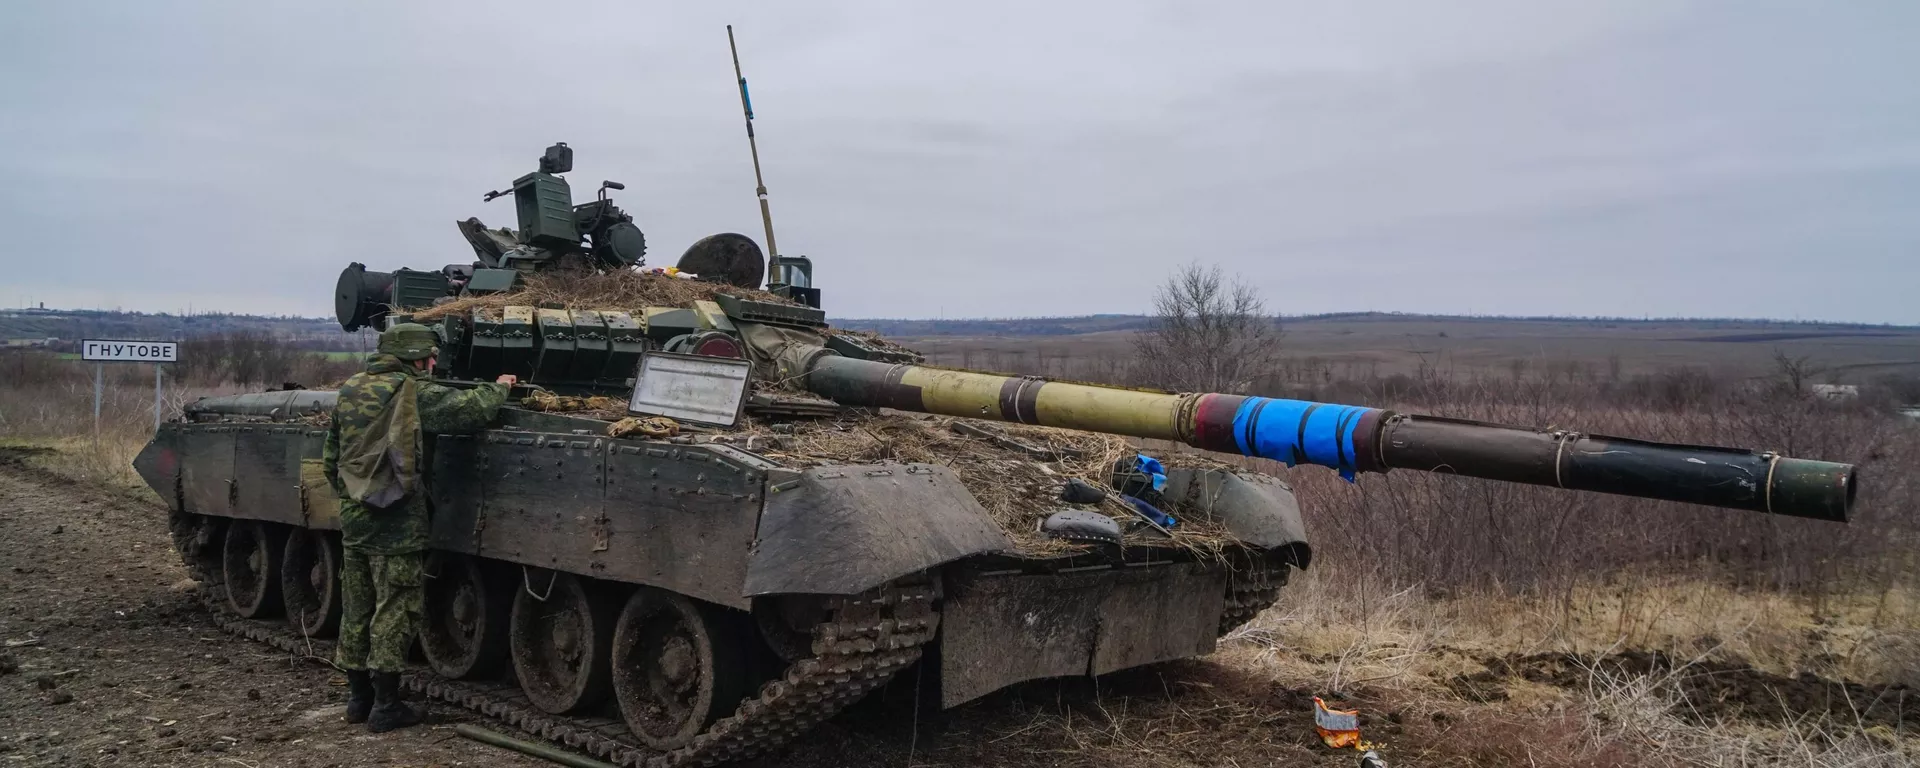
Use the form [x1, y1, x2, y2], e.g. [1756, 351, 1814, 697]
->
[378, 323, 441, 361]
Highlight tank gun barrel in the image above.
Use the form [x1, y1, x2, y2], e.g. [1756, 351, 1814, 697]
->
[184, 390, 338, 419]
[801, 355, 1855, 522]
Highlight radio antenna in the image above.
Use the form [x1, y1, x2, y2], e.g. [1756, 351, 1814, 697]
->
[727, 25, 779, 279]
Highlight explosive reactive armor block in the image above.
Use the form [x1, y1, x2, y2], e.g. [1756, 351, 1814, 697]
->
[533, 308, 576, 381]
[469, 309, 503, 373]
[642, 307, 700, 345]
[602, 312, 646, 382]
[568, 309, 610, 381]
[500, 306, 534, 376]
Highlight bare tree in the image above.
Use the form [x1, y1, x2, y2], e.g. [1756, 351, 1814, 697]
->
[1769, 349, 1824, 399]
[175, 331, 305, 387]
[1130, 263, 1282, 394]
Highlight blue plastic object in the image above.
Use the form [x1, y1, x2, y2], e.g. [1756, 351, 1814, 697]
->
[1121, 495, 1177, 529]
[1133, 454, 1167, 492]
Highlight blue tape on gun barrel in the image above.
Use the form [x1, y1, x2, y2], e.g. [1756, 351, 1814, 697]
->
[1231, 398, 1375, 480]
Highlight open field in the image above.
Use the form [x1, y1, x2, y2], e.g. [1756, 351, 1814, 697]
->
[883, 315, 1920, 384]
[2, 324, 1917, 766]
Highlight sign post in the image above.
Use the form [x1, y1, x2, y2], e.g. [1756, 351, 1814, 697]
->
[80, 339, 180, 438]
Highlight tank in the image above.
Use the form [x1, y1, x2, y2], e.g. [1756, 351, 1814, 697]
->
[134, 145, 1856, 767]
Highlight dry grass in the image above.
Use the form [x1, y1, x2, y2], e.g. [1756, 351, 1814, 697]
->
[738, 410, 1245, 556]
[410, 269, 794, 321]
[1573, 658, 1917, 767]
[510, 385, 1247, 555]
[0, 435, 155, 501]
[0, 346, 256, 503]
[520, 390, 625, 417]
[1211, 568, 1920, 767]
[1231, 568, 1920, 693]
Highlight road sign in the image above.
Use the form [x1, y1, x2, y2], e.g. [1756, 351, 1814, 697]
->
[81, 339, 178, 363]
[77, 339, 180, 436]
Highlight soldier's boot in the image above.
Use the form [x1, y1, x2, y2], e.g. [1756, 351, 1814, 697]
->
[344, 670, 374, 724]
[366, 672, 424, 733]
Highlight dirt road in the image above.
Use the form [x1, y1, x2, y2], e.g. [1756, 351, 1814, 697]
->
[0, 456, 1365, 768]
[0, 462, 553, 768]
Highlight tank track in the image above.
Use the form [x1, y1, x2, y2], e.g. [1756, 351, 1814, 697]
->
[202, 575, 939, 767]
[1218, 561, 1288, 635]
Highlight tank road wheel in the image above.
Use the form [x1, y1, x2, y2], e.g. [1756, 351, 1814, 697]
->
[612, 588, 756, 751]
[222, 520, 287, 619]
[280, 530, 341, 637]
[168, 510, 224, 584]
[422, 552, 510, 679]
[754, 595, 827, 663]
[510, 571, 617, 714]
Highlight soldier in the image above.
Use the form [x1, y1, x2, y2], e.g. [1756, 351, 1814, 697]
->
[322, 323, 517, 732]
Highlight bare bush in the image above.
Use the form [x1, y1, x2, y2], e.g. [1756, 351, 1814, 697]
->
[1130, 263, 1283, 394]
[176, 330, 317, 387]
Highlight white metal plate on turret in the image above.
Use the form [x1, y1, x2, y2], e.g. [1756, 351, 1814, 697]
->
[627, 350, 751, 427]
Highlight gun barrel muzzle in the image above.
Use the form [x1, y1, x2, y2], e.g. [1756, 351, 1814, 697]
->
[1371, 414, 1855, 522]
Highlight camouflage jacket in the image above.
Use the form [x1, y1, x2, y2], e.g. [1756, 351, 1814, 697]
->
[322, 354, 508, 555]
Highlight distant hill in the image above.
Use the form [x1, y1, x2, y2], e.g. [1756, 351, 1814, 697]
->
[831, 314, 1156, 337]
[1, 307, 352, 348]
[833, 311, 1920, 338]
[10, 306, 1918, 383]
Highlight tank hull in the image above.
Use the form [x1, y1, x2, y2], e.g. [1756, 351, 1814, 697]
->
[135, 414, 1303, 721]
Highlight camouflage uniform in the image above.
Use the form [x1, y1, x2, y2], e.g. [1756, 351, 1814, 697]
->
[323, 328, 507, 674]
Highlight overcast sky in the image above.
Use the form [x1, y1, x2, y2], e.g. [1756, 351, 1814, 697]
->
[2, 1, 1914, 322]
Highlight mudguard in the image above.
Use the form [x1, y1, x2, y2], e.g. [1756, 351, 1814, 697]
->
[743, 463, 1012, 597]
[133, 425, 183, 511]
[939, 562, 1226, 707]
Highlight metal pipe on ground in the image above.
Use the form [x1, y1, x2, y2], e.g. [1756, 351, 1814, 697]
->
[452, 724, 618, 768]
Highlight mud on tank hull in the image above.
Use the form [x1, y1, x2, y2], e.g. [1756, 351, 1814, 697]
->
[135, 404, 1307, 762]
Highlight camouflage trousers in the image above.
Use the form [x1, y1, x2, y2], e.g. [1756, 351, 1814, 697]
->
[333, 549, 423, 673]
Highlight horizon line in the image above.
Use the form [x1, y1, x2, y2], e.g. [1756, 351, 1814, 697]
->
[8, 304, 1920, 332]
